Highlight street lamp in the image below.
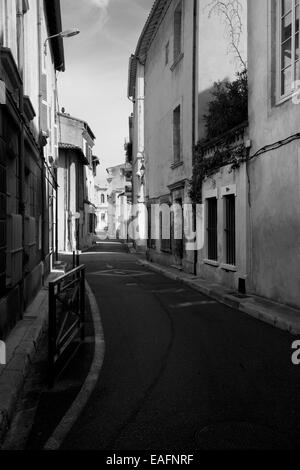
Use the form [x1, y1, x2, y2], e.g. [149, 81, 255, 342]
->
[44, 29, 80, 55]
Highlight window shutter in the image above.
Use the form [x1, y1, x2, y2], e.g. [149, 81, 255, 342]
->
[41, 102, 48, 134]
[24, 216, 36, 271]
[41, 74, 47, 101]
[6, 214, 23, 287]
[0, 156, 6, 295]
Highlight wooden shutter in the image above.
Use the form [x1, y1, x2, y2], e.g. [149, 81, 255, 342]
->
[6, 214, 23, 287]
[0, 142, 6, 295]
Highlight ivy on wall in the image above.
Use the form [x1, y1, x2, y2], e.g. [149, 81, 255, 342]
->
[190, 70, 248, 204]
[190, 141, 248, 203]
[204, 69, 248, 140]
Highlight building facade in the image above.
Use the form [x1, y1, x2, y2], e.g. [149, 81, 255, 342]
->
[95, 181, 108, 235]
[57, 111, 98, 253]
[0, 0, 64, 339]
[247, 0, 300, 309]
[128, 0, 300, 311]
[128, 0, 197, 272]
[128, 0, 247, 275]
[106, 163, 128, 240]
[195, 0, 248, 292]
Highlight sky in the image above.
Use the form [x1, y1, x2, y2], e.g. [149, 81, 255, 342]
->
[58, 0, 151, 182]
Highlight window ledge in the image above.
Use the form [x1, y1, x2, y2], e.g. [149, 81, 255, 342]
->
[204, 259, 219, 268]
[275, 93, 293, 106]
[171, 161, 183, 170]
[170, 52, 184, 71]
[221, 263, 237, 272]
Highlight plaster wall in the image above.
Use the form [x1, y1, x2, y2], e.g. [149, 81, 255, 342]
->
[248, 0, 300, 308]
[144, 0, 194, 201]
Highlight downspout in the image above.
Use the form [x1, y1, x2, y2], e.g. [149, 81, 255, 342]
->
[55, 166, 58, 261]
[16, 0, 26, 294]
[4, 0, 9, 45]
[37, 0, 46, 263]
[192, 0, 198, 275]
[135, 58, 146, 246]
[54, 76, 59, 261]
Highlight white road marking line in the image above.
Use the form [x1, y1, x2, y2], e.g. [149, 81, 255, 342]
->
[169, 301, 217, 309]
[151, 289, 186, 294]
[89, 269, 152, 277]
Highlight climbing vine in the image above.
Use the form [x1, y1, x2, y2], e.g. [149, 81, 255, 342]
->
[190, 141, 248, 204]
[190, 68, 248, 204]
[203, 69, 248, 140]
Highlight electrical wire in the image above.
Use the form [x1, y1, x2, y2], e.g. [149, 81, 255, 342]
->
[249, 132, 300, 161]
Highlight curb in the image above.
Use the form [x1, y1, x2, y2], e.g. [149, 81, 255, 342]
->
[0, 284, 50, 445]
[138, 259, 300, 336]
[43, 280, 105, 450]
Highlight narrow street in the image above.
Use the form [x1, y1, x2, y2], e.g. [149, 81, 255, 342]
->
[1, 0, 300, 457]
[46, 240, 300, 450]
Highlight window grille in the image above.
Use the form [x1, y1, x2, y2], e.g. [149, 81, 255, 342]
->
[207, 198, 218, 261]
[224, 195, 236, 266]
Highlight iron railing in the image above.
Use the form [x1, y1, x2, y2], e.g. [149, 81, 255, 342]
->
[48, 265, 86, 387]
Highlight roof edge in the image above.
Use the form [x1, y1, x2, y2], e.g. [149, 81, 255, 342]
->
[128, 0, 171, 99]
[58, 112, 96, 140]
[44, 0, 65, 72]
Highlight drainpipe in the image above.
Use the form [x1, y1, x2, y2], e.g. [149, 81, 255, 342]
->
[55, 166, 59, 261]
[192, 0, 198, 275]
[16, 0, 25, 76]
[135, 59, 146, 246]
[37, 0, 46, 262]
[16, 0, 26, 291]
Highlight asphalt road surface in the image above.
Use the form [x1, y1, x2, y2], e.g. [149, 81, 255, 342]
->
[61, 241, 300, 450]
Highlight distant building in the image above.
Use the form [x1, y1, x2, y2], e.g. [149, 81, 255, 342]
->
[0, 0, 65, 338]
[106, 164, 130, 240]
[95, 181, 109, 234]
[57, 111, 99, 252]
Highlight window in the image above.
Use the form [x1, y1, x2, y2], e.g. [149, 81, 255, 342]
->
[174, 1, 183, 61]
[279, 0, 300, 98]
[207, 198, 218, 261]
[101, 194, 105, 204]
[224, 195, 236, 266]
[85, 142, 92, 166]
[173, 105, 181, 163]
[160, 205, 171, 253]
[165, 41, 170, 65]
[89, 214, 95, 234]
[29, 172, 36, 218]
[148, 205, 156, 250]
